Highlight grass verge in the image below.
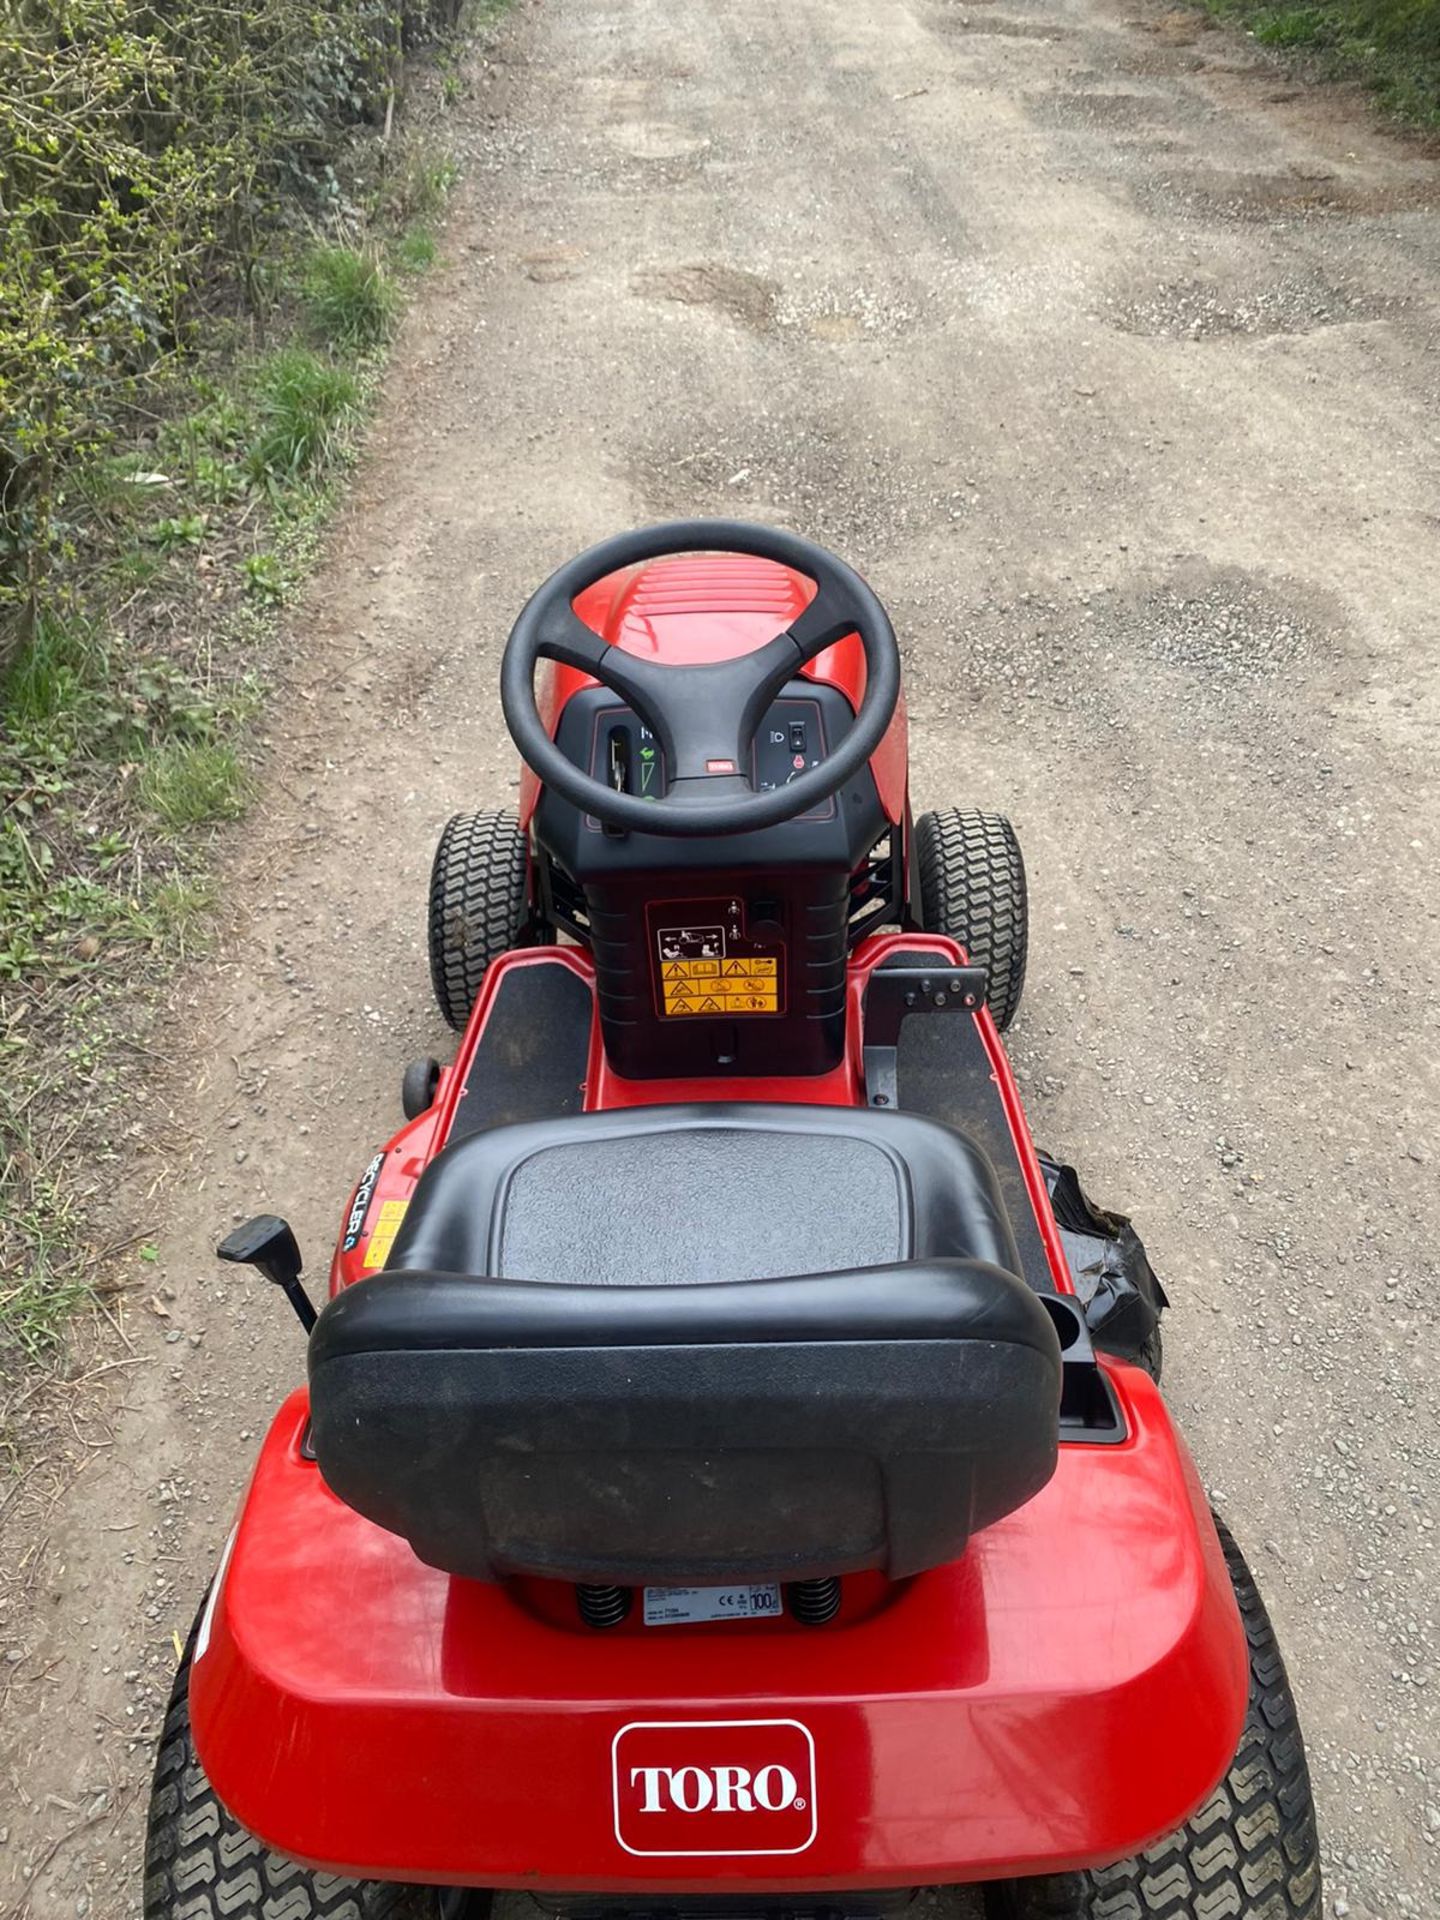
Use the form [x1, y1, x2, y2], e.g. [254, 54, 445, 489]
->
[1199, 0, 1440, 127]
[0, 357, 359, 1377]
[0, 14, 509, 1391]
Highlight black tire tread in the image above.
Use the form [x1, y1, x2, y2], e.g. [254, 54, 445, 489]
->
[1136, 1325, 1164, 1385]
[915, 807, 1029, 1030]
[144, 1633, 438, 1918]
[427, 809, 529, 1032]
[988, 1517, 1321, 1920]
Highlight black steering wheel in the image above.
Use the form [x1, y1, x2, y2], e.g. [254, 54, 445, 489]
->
[500, 520, 901, 838]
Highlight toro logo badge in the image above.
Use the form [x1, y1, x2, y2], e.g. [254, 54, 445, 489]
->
[612, 1719, 816, 1857]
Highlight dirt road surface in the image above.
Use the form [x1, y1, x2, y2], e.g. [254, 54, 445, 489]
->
[3, 0, 1438, 1913]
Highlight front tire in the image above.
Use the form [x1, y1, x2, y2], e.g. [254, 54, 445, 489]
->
[914, 808, 1028, 1030]
[427, 809, 538, 1032]
[401, 1056, 441, 1121]
[144, 1630, 441, 1918]
[985, 1518, 1321, 1920]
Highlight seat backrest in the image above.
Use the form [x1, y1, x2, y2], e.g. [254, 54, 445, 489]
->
[308, 1256, 1062, 1586]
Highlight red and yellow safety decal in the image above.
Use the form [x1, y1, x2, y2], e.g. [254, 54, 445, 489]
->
[650, 899, 786, 1020]
[660, 956, 780, 1017]
[362, 1199, 409, 1270]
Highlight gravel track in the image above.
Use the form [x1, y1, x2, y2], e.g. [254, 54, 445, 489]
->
[1, 0, 1437, 1914]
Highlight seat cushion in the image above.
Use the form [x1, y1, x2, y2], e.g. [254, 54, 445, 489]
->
[386, 1102, 1023, 1285]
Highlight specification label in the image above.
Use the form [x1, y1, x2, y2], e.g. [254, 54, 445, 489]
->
[643, 1583, 783, 1626]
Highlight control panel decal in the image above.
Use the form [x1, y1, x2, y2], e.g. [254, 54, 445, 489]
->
[583, 697, 832, 828]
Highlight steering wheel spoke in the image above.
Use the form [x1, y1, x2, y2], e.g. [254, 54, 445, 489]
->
[536, 605, 673, 744]
[784, 583, 859, 663]
[534, 604, 612, 677]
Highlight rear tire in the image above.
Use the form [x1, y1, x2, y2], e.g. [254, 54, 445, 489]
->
[427, 809, 539, 1032]
[144, 1629, 442, 1918]
[984, 1518, 1321, 1920]
[1136, 1326, 1164, 1384]
[914, 808, 1028, 1030]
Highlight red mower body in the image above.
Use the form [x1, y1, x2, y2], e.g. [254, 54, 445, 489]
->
[188, 552, 1249, 1896]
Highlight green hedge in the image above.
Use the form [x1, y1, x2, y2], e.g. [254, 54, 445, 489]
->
[0, 0, 462, 656]
[1207, 0, 1440, 122]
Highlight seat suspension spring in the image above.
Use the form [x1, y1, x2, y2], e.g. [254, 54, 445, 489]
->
[576, 1584, 632, 1629]
[788, 1577, 842, 1625]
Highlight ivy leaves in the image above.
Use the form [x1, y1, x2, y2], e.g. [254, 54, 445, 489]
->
[0, 0, 455, 653]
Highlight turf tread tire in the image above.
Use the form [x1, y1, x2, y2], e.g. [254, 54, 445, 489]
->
[427, 809, 530, 1032]
[1136, 1326, 1164, 1385]
[144, 1634, 439, 1919]
[986, 1518, 1321, 1920]
[915, 808, 1028, 1031]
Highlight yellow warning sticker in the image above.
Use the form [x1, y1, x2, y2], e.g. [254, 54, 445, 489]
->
[362, 1198, 409, 1270]
[666, 995, 781, 1016]
[660, 954, 779, 1016]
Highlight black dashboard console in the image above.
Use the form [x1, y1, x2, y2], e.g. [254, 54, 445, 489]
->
[533, 682, 894, 1080]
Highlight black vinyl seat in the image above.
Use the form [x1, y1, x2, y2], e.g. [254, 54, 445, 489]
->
[382, 1101, 1025, 1284]
[308, 1105, 1063, 1586]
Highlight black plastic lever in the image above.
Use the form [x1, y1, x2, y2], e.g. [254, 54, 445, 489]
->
[217, 1214, 317, 1333]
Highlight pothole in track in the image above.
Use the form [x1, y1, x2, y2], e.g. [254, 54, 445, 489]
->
[1024, 87, 1172, 131]
[1132, 164, 1440, 224]
[633, 263, 780, 333]
[1108, 268, 1403, 338]
[925, 5, 1076, 40]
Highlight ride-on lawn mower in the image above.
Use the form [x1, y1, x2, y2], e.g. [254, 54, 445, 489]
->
[145, 525, 1322, 1920]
